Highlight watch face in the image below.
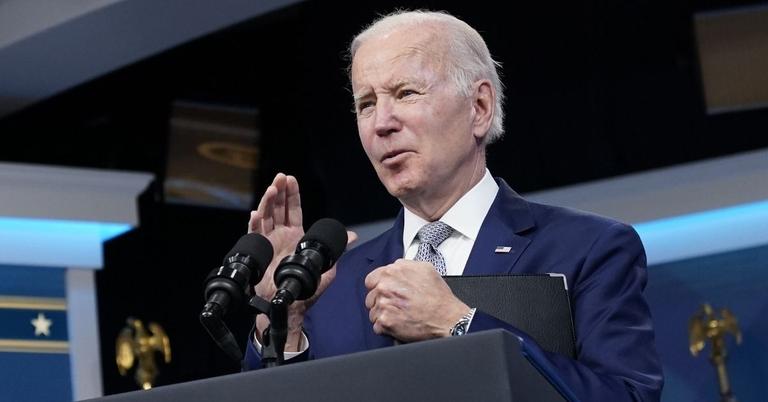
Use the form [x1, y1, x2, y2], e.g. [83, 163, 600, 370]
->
[452, 321, 468, 336]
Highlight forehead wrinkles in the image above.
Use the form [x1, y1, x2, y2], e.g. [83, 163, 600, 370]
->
[352, 38, 448, 99]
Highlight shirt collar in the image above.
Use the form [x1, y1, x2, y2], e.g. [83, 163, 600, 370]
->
[403, 169, 499, 249]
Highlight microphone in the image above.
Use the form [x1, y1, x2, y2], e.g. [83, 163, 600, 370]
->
[200, 232, 273, 361]
[273, 218, 348, 303]
[203, 233, 274, 315]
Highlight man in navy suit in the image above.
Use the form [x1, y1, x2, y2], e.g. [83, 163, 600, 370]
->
[245, 10, 662, 401]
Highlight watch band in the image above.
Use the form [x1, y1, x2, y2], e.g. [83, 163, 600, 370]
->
[450, 307, 477, 336]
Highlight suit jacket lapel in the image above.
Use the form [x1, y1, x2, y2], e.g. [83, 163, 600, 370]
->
[463, 179, 535, 276]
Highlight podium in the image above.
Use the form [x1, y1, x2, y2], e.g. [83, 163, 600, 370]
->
[86, 329, 570, 402]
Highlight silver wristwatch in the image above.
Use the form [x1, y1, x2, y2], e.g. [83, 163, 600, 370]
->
[450, 308, 477, 336]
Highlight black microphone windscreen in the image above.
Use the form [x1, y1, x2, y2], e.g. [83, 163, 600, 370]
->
[302, 218, 348, 260]
[224, 233, 274, 268]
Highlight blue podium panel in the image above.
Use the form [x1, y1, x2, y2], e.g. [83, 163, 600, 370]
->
[646, 244, 768, 402]
[0, 265, 72, 402]
[0, 352, 72, 402]
[0, 265, 66, 297]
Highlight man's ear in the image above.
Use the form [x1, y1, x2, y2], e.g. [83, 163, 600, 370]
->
[471, 79, 494, 141]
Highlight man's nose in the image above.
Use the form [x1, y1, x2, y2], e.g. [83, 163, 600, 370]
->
[373, 99, 401, 136]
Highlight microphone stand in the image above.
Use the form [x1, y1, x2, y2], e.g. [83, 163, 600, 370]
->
[259, 285, 299, 368]
[246, 290, 290, 368]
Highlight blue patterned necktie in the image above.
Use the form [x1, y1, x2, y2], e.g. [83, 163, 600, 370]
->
[415, 221, 454, 276]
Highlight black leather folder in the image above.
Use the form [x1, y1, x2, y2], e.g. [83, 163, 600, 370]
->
[444, 274, 576, 358]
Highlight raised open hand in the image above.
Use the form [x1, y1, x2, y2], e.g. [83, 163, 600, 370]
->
[248, 173, 357, 351]
[249, 173, 305, 304]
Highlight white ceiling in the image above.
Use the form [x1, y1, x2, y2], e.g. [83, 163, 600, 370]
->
[0, 0, 302, 118]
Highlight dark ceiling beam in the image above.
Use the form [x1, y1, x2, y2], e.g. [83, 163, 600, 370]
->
[0, 0, 303, 118]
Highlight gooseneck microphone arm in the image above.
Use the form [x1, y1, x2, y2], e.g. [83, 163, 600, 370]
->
[200, 301, 243, 362]
[261, 293, 290, 367]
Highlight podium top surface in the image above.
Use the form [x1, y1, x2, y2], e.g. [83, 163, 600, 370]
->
[86, 329, 567, 402]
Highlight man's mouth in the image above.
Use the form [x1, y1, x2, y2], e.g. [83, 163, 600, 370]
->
[381, 150, 412, 165]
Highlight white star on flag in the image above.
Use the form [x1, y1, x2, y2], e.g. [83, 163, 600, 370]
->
[31, 312, 53, 337]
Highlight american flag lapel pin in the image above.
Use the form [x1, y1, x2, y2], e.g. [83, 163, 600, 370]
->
[494, 246, 512, 253]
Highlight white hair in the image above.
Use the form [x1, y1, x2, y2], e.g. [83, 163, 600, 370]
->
[349, 10, 506, 144]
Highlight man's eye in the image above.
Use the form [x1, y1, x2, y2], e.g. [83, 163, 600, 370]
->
[357, 101, 374, 113]
[398, 89, 418, 98]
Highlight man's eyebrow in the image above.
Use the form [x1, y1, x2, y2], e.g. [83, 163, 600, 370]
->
[353, 90, 373, 104]
[390, 78, 430, 93]
[389, 79, 410, 90]
[386, 77, 428, 92]
[352, 77, 428, 103]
